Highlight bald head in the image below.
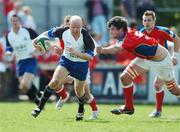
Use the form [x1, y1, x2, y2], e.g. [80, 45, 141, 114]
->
[69, 15, 83, 27]
[69, 15, 83, 37]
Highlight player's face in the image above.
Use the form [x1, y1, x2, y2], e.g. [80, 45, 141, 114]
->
[143, 15, 155, 31]
[11, 17, 20, 29]
[64, 20, 70, 27]
[109, 25, 122, 39]
[69, 22, 82, 36]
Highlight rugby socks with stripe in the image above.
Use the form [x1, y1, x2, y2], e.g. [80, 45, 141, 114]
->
[155, 90, 164, 111]
[38, 86, 53, 110]
[56, 86, 68, 100]
[26, 84, 39, 105]
[123, 84, 134, 110]
[77, 94, 86, 113]
[86, 94, 98, 111]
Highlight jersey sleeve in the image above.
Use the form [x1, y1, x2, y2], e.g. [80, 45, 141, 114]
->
[47, 27, 68, 39]
[24, 27, 39, 39]
[158, 26, 175, 42]
[82, 28, 95, 57]
[6, 34, 13, 52]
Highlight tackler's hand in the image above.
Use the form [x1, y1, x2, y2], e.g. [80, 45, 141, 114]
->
[96, 46, 102, 54]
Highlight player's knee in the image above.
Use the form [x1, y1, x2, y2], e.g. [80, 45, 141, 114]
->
[85, 92, 91, 101]
[169, 88, 180, 96]
[20, 82, 29, 93]
[154, 82, 162, 91]
[65, 77, 74, 84]
[75, 87, 84, 97]
[49, 80, 59, 89]
[75, 89, 81, 97]
[120, 73, 132, 85]
[86, 94, 94, 103]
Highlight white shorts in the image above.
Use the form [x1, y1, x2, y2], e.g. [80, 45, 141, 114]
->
[131, 54, 174, 81]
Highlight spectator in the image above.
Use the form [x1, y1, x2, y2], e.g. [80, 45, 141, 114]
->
[85, 0, 109, 46]
[118, 0, 136, 23]
[7, 1, 25, 30]
[22, 6, 36, 30]
[0, 31, 18, 100]
[1, 0, 14, 29]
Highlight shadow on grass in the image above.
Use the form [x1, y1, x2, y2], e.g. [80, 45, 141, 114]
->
[65, 117, 112, 123]
[138, 117, 180, 123]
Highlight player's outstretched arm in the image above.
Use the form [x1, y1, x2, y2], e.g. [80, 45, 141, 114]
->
[172, 35, 180, 65]
[97, 44, 122, 54]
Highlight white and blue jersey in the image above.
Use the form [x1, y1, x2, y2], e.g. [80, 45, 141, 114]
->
[48, 27, 95, 80]
[6, 27, 39, 76]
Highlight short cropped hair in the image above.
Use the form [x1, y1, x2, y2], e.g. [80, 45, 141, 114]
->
[107, 16, 128, 31]
[11, 14, 20, 20]
[143, 10, 156, 21]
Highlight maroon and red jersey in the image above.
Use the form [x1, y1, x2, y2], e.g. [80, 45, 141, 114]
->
[118, 28, 159, 59]
[140, 26, 175, 49]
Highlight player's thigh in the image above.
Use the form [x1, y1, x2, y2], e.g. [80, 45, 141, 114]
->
[56, 76, 74, 89]
[62, 76, 74, 84]
[74, 78, 86, 91]
[84, 83, 91, 96]
[51, 65, 69, 84]
[151, 55, 174, 81]
[123, 58, 148, 79]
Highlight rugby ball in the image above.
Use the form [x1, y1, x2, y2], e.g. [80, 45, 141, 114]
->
[37, 36, 51, 52]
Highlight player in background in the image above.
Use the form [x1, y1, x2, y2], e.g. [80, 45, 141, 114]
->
[54, 15, 99, 120]
[139, 10, 180, 118]
[96, 16, 180, 115]
[6, 14, 41, 105]
[31, 15, 95, 120]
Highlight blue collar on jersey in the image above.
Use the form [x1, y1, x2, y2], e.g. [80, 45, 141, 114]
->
[119, 32, 126, 41]
[118, 32, 126, 45]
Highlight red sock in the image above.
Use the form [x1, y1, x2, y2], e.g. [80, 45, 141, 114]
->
[156, 90, 164, 111]
[123, 84, 134, 110]
[56, 87, 67, 100]
[89, 98, 98, 111]
[87, 95, 98, 111]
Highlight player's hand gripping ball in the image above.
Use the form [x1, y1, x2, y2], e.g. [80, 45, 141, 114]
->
[36, 36, 51, 53]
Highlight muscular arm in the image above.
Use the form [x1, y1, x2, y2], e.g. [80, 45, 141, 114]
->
[171, 35, 180, 65]
[173, 35, 180, 53]
[101, 44, 122, 54]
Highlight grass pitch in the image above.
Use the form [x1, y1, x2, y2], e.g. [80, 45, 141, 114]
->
[0, 102, 180, 132]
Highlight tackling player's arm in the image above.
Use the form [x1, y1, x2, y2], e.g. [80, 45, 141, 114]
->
[165, 29, 180, 65]
[97, 44, 122, 54]
[172, 35, 180, 59]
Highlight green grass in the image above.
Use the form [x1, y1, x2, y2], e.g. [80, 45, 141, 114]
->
[0, 102, 180, 132]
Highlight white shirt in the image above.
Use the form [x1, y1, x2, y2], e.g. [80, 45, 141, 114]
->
[62, 29, 88, 62]
[7, 27, 34, 61]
